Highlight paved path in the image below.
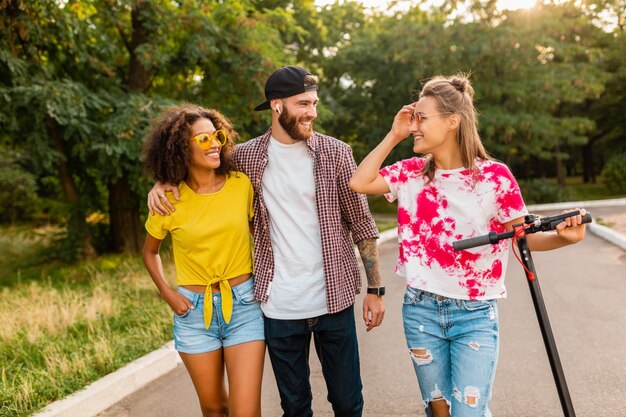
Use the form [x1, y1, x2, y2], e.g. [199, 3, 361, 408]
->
[99, 231, 626, 417]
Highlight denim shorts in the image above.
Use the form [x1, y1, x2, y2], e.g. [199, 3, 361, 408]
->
[173, 278, 265, 354]
[402, 287, 499, 417]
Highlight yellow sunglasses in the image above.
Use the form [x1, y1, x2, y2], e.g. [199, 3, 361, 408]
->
[190, 129, 227, 150]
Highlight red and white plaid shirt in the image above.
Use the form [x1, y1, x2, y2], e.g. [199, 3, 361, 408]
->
[234, 129, 379, 314]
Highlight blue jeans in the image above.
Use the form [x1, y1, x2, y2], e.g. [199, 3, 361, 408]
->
[403, 287, 499, 417]
[264, 305, 363, 417]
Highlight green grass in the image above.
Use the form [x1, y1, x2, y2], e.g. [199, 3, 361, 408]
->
[375, 218, 397, 232]
[368, 195, 398, 232]
[367, 195, 397, 215]
[561, 176, 626, 201]
[0, 226, 174, 417]
[595, 218, 614, 228]
[518, 176, 625, 204]
[0, 224, 67, 287]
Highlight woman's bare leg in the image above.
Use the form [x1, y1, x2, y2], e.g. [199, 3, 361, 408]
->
[179, 350, 228, 417]
[224, 340, 266, 417]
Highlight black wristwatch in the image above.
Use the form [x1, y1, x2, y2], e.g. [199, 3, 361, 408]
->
[366, 286, 385, 296]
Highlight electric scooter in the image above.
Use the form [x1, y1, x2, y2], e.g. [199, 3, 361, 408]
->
[453, 210, 592, 417]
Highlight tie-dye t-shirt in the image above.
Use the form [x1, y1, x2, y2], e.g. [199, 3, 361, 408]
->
[380, 158, 528, 300]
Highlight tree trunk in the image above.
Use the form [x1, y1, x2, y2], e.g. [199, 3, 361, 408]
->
[107, 1, 151, 254]
[108, 173, 142, 254]
[582, 142, 596, 184]
[555, 140, 566, 187]
[47, 118, 97, 258]
[127, 1, 151, 92]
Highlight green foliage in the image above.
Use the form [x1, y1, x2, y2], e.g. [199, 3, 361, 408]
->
[374, 219, 397, 232]
[0, 225, 65, 287]
[601, 153, 626, 194]
[519, 178, 572, 204]
[367, 195, 397, 215]
[0, 151, 39, 224]
[1, 0, 623, 257]
[0, 0, 305, 255]
[321, 2, 615, 174]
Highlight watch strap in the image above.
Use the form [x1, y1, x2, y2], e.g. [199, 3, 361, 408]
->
[366, 286, 385, 296]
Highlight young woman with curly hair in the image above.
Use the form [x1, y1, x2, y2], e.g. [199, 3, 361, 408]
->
[142, 103, 264, 417]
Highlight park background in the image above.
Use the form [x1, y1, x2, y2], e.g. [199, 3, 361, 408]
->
[1, 0, 625, 416]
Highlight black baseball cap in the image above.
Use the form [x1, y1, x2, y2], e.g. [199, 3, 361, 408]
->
[254, 66, 318, 111]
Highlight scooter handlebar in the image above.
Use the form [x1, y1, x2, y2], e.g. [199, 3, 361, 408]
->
[452, 232, 499, 251]
[453, 211, 592, 251]
[547, 212, 592, 231]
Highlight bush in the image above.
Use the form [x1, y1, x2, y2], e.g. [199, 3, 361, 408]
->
[0, 152, 40, 223]
[520, 178, 571, 204]
[601, 154, 626, 195]
[367, 195, 397, 215]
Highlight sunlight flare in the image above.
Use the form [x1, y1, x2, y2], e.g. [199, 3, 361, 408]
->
[497, 0, 536, 10]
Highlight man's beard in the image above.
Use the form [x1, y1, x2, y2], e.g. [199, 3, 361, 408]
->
[278, 106, 314, 142]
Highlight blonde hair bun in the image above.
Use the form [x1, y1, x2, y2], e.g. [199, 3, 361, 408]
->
[450, 75, 474, 98]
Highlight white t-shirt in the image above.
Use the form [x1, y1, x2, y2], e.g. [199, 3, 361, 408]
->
[380, 157, 528, 300]
[260, 137, 328, 319]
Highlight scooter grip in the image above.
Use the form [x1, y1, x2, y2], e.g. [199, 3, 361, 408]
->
[452, 232, 496, 251]
[548, 212, 592, 231]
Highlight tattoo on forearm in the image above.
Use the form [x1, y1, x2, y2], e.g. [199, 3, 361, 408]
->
[357, 238, 382, 287]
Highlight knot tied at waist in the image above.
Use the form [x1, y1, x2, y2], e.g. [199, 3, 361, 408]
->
[198, 273, 251, 330]
[203, 278, 234, 329]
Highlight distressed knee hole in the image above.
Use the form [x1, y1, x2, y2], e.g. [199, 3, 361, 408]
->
[464, 386, 480, 408]
[409, 348, 433, 365]
[468, 342, 480, 351]
[424, 396, 450, 416]
[430, 384, 443, 399]
[453, 387, 462, 402]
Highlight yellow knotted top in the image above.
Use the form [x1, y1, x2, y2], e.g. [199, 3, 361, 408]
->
[145, 174, 254, 329]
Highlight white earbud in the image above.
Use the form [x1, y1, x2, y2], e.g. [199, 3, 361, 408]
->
[275, 105, 281, 115]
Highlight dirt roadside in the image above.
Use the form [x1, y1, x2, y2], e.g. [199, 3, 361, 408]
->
[598, 212, 626, 235]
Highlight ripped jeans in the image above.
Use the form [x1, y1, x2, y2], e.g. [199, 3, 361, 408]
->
[402, 287, 499, 417]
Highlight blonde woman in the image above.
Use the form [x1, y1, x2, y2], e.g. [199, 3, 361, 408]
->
[350, 75, 586, 417]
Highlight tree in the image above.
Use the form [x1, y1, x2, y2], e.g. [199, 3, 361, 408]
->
[0, 0, 299, 256]
[478, 3, 609, 184]
[319, 1, 612, 187]
[577, 0, 626, 182]
[1, 1, 106, 258]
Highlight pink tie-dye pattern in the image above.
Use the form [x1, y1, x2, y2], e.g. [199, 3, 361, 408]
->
[386, 158, 523, 300]
[403, 158, 423, 175]
[402, 185, 480, 272]
[488, 219, 509, 254]
[380, 157, 424, 185]
[482, 163, 525, 218]
[397, 170, 408, 185]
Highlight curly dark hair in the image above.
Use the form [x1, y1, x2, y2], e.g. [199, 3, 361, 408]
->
[143, 103, 239, 184]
